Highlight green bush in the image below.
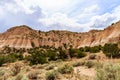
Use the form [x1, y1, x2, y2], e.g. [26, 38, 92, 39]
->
[57, 64, 73, 74]
[79, 45, 102, 53]
[26, 50, 47, 65]
[69, 49, 86, 58]
[95, 62, 104, 69]
[77, 52, 86, 58]
[14, 53, 23, 60]
[46, 50, 57, 61]
[79, 47, 85, 52]
[96, 63, 120, 80]
[2, 46, 25, 54]
[31, 41, 35, 48]
[0, 55, 6, 66]
[84, 46, 91, 52]
[69, 48, 77, 58]
[58, 50, 67, 60]
[102, 43, 120, 58]
[85, 60, 95, 68]
[0, 53, 21, 66]
[45, 70, 58, 80]
[89, 46, 101, 53]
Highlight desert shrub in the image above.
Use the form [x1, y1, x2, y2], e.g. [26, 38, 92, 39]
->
[79, 47, 85, 52]
[95, 62, 104, 69]
[15, 74, 23, 80]
[102, 43, 120, 58]
[63, 43, 67, 49]
[6, 54, 17, 62]
[0, 70, 5, 77]
[69, 49, 86, 58]
[89, 46, 101, 53]
[56, 59, 63, 62]
[58, 50, 67, 60]
[69, 48, 77, 58]
[72, 62, 81, 67]
[6, 53, 23, 61]
[46, 64, 55, 70]
[16, 75, 29, 80]
[24, 66, 31, 72]
[89, 54, 96, 60]
[82, 45, 102, 53]
[5, 77, 15, 80]
[2, 46, 12, 53]
[11, 63, 22, 76]
[45, 70, 58, 80]
[111, 23, 114, 25]
[0, 77, 3, 80]
[0, 54, 19, 66]
[2, 46, 25, 54]
[0, 71, 11, 80]
[84, 46, 91, 52]
[26, 50, 47, 65]
[46, 50, 57, 61]
[28, 71, 39, 79]
[0, 55, 6, 66]
[57, 64, 73, 74]
[31, 41, 35, 48]
[37, 64, 49, 69]
[14, 53, 23, 60]
[72, 61, 85, 67]
[85, 60, 95, 68]
[96, 63, 120, 80]
[77, 52, 86, 58]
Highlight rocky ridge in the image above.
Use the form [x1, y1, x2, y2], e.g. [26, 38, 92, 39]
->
[0, 21, 120, 49]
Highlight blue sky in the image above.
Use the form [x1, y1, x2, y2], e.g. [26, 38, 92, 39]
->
[0, 0, 120, 32]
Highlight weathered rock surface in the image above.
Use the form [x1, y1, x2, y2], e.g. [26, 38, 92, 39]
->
[0, 21, 120, 49]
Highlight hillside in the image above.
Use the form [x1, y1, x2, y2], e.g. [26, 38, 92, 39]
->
[0, 21, 120, 49]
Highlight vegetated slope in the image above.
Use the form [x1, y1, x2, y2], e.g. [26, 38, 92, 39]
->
[0, 21, 120, 49]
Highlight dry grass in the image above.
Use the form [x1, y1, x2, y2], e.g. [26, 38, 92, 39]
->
[0, 55, 120, 80]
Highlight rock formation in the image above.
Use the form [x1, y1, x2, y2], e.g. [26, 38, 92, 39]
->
[0, 21, 120, 49]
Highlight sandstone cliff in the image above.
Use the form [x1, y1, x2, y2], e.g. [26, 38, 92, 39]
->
[0, 21, 120, 49]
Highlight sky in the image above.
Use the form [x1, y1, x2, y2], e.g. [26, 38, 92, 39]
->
[0, 0, 120, 32]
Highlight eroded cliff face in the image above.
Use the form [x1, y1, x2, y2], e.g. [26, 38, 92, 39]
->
[0, 21, 120, 49]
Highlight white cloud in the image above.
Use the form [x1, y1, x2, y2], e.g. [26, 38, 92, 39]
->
[89, 5, 120, 29]
[39, 13, 92, 32]
[0, 6, 4, 16]
[37, 0, 70, 10]
[39, 13, 79, 27]
[12, 0, 73, 15]
[40, 14, 72, 26]
[77, 4, 100, 23]
[38, 4, 101, 31]
[0, 0, 36, 15]
[0, 0, 43, 32]
[84, 4, 100, 13]
[0, 0, 120, 32]
[13, 0, 34, 14]
[39, 5, 120, 32]
[113, 5, 120, 21]
[4, 3, 20, 13]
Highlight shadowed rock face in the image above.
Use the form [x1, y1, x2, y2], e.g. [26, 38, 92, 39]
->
[0, 21, 120, 49]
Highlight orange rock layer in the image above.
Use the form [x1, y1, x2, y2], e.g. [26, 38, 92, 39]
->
[0, 21, 120, 49]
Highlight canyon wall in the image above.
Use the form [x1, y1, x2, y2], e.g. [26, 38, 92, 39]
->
[0, 21, 120, 49]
